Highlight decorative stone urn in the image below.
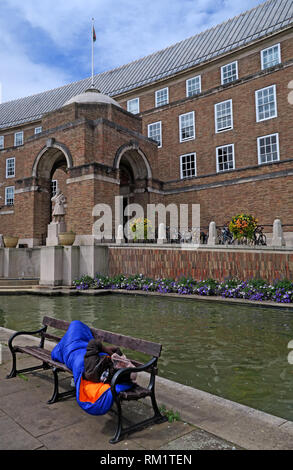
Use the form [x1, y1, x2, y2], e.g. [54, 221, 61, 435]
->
[3, 236, 19, 248]
[58, 232, 76, 246]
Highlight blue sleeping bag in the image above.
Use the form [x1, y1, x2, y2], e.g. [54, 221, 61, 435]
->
[51, 320, 132, 415]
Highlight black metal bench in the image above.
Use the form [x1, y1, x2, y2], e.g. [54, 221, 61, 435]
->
[6, 315, 167, 443]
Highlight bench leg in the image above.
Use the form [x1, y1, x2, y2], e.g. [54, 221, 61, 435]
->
[109, 399, 123, 444]
[109, 394, 168, 445]
[47, 368, 76, 404]
[6, 350, 50, 379]
[6, 349, 17, 378]
[47, 367, 59, 404]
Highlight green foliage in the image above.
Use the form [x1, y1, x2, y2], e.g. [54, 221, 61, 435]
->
[159, 404, 181, 423]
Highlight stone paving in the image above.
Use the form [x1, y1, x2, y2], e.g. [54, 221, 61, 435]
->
[0, 328, 237, 451]
[2, 325, 293, 451]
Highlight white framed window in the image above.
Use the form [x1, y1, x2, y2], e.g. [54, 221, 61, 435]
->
[51, 180, 58, 197]
[216, 144, 235, 173]
[186, 76, 201, 97]
[5, 186, 14, 206]
[148, 121, 162, 148]
[155, 87, 169, 107]
[14, 131, 23, 147]
[257, 133, 280, 165]
[35, 126, 42, 134]
[180, 153, 197, 179]
[127, 98, 140, 114]
[255, 84, 277, 122]
[221, 61, 238, 85]
[0, 136, 4, 150]
[6, 158, 15, 178]
[179, 111, 195, 142]
[215, 99, 233, 133]
[261, 44, 281, 70]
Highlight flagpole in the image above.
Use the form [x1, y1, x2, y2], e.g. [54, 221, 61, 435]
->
[91, 18, 95, 88]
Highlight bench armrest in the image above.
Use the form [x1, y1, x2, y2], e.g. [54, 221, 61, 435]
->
[110, 357, 158, 398]
[8, 326, 48, 351]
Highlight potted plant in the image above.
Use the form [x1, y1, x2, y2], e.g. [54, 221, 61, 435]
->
[229, 213, 258, 242]
[129, 218, 153, 241]
[58, 230, 76, 246]
[3, 236, 19, 248]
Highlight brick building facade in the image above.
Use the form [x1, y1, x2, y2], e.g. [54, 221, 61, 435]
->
[0, 0, 293, 246]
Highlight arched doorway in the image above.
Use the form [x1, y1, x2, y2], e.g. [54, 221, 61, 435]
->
[32, 139, 73, 243]
[113, 142, 152, 239]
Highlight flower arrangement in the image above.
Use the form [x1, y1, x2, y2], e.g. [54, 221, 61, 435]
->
[229, 213, 258, 240]
[73, 274, 293, 304]
[129, 217, 153, 241]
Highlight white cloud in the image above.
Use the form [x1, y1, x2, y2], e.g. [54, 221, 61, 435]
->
[0, 0, 264, 102]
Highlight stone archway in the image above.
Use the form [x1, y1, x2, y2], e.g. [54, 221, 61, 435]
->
[113, 141, 153, 238]
[32, 139, 73, 243]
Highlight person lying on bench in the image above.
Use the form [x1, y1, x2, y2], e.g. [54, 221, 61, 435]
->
[83, 339, 136, 384]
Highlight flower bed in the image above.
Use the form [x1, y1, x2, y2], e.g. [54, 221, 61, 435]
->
[73, 274, 293, 304]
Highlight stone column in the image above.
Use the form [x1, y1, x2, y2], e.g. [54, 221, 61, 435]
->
[272, 219, 285, 247]
[207, 221, 218, 246]
[116, 224, 125, 244]
[157, 223, 167, 244]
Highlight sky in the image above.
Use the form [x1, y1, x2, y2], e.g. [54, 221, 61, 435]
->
[0, 0, 266, 103]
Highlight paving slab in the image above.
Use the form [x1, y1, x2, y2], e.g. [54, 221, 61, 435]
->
[160, 428, 238, 450]
[0, 416, 43, 450]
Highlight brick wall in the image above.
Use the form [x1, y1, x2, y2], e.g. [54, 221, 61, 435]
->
[108, 245, 293, 283]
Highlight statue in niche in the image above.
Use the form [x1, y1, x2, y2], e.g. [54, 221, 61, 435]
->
[51, 190, 66, 223]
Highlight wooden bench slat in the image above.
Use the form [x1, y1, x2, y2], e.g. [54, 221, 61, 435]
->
[17, 345, 72, 373]
[42, 316, 162, 357]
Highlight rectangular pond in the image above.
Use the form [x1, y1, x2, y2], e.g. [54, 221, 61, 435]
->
[1, 293, 293, 421]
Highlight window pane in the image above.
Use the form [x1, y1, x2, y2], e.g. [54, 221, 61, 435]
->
[5, 187, 14, 205]
[186, 76, 201, 97]
[215, 101, 232, 132]
[262, 45, 280, 69]
[156, 88, 168, 107]
[256, 86, 277, 121]
[0, 136, 4, 149]
[6, 158, 15, 177]
[180, 112, 195, 141]
[180, 153, 196, 178]
[221, 62, 238, 84]
[258, 134, 279, 164]
[127, 98, 139, 114]
[148, 122, 162, 147]
[14, 132, 23, 146]
[217, 145, 234, 172]
[51, 180, 58, 197]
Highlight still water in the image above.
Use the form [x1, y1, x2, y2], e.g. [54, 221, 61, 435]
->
[1, 293, 293, 421]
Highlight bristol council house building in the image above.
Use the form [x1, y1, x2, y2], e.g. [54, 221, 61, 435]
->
[0, 0, 292, 247]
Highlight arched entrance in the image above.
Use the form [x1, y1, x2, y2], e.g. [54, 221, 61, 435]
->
[32, 139, 73, 243]
[114, 142, 152, 238]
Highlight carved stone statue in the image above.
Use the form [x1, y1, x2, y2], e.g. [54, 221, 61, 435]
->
[51, 190, 66, 223]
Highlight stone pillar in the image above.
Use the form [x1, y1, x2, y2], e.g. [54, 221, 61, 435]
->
[116, 224, 125, 244]
[207, 221, 218, 246]
[62, 246, 80, 286]
[46, 221, 66, 246]
[39, 246, 64, 286]
[157, 223, 167, 244]
[0, 248, 3, 277]
[272, 219, 285, 247]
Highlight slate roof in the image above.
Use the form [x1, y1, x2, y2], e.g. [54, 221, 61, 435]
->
[0, 0, 292, 130]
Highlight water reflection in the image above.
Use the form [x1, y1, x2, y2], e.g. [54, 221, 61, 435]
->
[1, 293, 293, 421]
